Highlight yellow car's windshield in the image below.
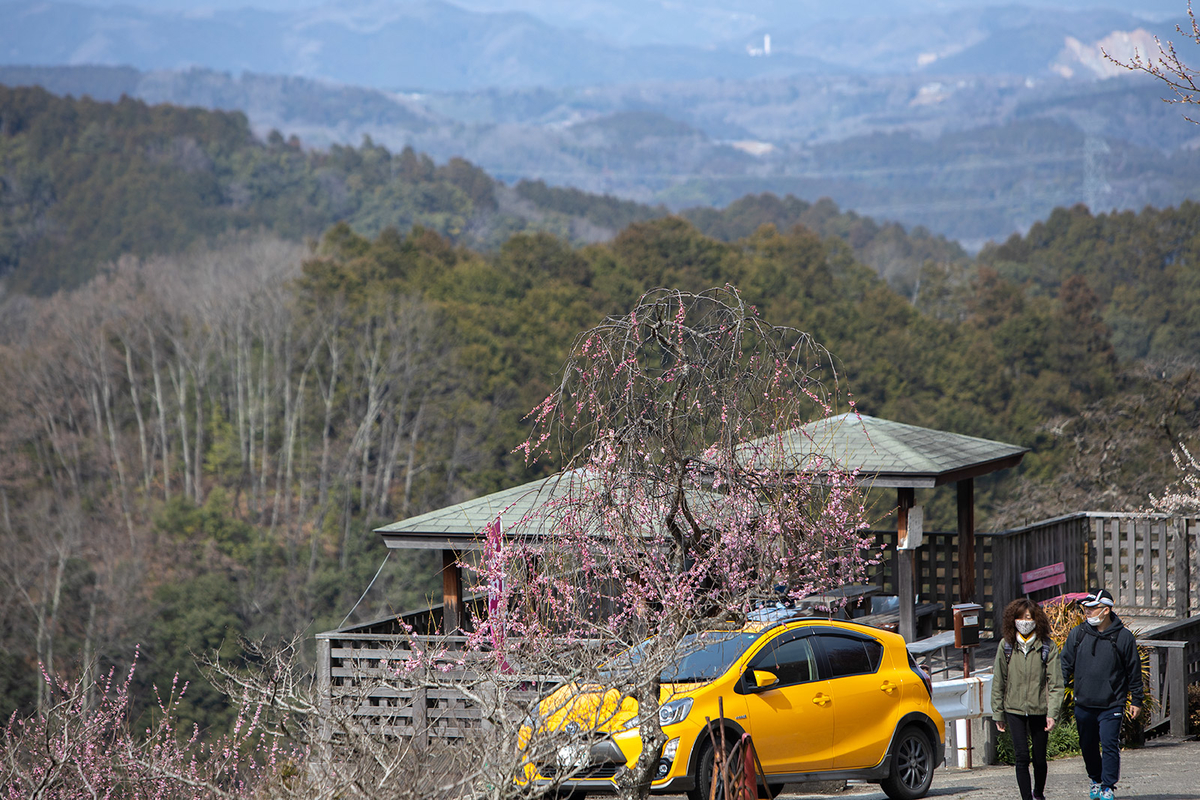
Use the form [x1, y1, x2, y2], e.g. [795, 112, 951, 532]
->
[602, 631, 761, 683]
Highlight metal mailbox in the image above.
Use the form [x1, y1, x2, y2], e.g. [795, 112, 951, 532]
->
[952, 602, 983, 648]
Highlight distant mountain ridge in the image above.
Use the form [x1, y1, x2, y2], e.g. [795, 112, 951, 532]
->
[0, 1, 1184, 91]
[44, 0, 1185, 49]
[0, 0, 837, 91]
[451, 1, 1184, 48]
[6, 62, 1197, 250]
[762, 6, 1170, 76]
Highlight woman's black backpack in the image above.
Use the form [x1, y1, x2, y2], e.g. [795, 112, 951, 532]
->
[1002, 639, 1052, 665]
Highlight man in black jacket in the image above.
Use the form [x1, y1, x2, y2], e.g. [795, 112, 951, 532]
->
[1061, 589, 1143, 800]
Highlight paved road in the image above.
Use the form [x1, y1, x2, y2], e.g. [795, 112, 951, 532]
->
[770, 737, 1200, 800]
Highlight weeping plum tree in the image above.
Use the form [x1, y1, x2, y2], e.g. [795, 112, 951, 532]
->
[473, 286, 877, 800]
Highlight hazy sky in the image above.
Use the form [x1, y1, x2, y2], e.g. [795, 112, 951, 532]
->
[36, 0, 1187, 51]
[63, 0, 1183, 18]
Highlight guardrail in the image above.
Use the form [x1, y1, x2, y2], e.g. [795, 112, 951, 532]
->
[929, 673, 993, 769]
[930, 674, 993, 722]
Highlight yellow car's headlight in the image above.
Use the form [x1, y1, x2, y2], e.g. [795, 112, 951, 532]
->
[620, 697, 695, 731]
[658, 698, 693, 727]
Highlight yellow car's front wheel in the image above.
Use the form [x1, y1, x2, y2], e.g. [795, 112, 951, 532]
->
[687, 734, 780, 800]
[687, 736, 736, 800]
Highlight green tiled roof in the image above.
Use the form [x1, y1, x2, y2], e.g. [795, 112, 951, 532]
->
[767, 413, 1027, 487]
[376, 414, 1027, 546]
[376, 469, 739, 547]
[374, 470, 579, 541]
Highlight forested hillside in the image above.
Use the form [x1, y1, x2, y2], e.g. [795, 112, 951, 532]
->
[2, 85, 964, 297]
[0, 84, 645, 293]
[0, 84, 965, 295]
[1, 88, 1199, 738]
[981, 202, 1200, 362]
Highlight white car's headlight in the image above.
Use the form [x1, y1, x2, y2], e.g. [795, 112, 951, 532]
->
[658, 698, 693, 727]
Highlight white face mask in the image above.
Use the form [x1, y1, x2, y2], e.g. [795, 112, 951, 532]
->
[1016, 619, 1036, 636]
[1085, 612, 1103, 626]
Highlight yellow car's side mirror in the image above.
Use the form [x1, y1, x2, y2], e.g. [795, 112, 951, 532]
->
[750, 670, 779, 691]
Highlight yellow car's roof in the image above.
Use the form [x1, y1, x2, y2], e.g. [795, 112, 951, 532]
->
[707, 616, 905, 645]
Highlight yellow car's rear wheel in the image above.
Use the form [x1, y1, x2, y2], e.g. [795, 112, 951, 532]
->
[880, 726, 935, 800]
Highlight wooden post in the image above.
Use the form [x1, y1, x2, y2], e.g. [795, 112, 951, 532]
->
[316, 637, 333, 762]
[898, 488, 916, 643]
[1147, 651, 1162, 729]
[1118, 515, 1128, 604]
[413, 685, 429, 750]
[1174, 520, 1191, 619]
[1168, 643, 1187, 738]
[443, 549, 463, 634]
[958, 478, 975, 602]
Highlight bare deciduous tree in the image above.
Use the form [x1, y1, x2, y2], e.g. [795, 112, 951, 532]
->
[1106, 2, 1200, 123]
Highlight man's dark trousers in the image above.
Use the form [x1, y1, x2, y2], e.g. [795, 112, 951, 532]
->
[1075, 704, 1124, 789]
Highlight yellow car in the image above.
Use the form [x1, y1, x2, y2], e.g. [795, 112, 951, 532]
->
[525, 619, 944, 800]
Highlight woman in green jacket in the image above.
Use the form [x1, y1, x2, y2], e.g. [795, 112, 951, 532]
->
[992, 598, 1066, 800]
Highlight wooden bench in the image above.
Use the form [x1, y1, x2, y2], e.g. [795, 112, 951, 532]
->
[1021, 562, 1066, 595]
[906, 630, 960, 679]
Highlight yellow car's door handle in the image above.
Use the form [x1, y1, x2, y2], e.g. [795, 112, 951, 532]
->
[812, 693, 831, 707]
[880, 681, 898, 694]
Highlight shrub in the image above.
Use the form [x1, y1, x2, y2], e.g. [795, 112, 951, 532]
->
[1, 655, 289, 799]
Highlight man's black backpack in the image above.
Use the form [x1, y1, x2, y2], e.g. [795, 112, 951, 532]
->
[1002, 639, 1052, 665]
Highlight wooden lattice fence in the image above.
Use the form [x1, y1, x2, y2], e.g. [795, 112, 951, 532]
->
[869, 513, 1200, 633]
[315, 632, 542, 745]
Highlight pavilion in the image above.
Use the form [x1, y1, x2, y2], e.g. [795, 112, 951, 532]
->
[370, 413, 1028, 642]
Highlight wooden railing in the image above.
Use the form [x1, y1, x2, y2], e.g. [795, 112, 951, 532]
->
[1142, 614, 1200, 686]
[1090, 514, 1199, 618]
[316, 632, 480, 743]
[314, 623, 607, 748]
[1137, 637, 1190, 738]
[870, 512, 1200, 633]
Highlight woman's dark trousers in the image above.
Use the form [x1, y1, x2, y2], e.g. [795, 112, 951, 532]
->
[1006, 713, 1049, 800]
